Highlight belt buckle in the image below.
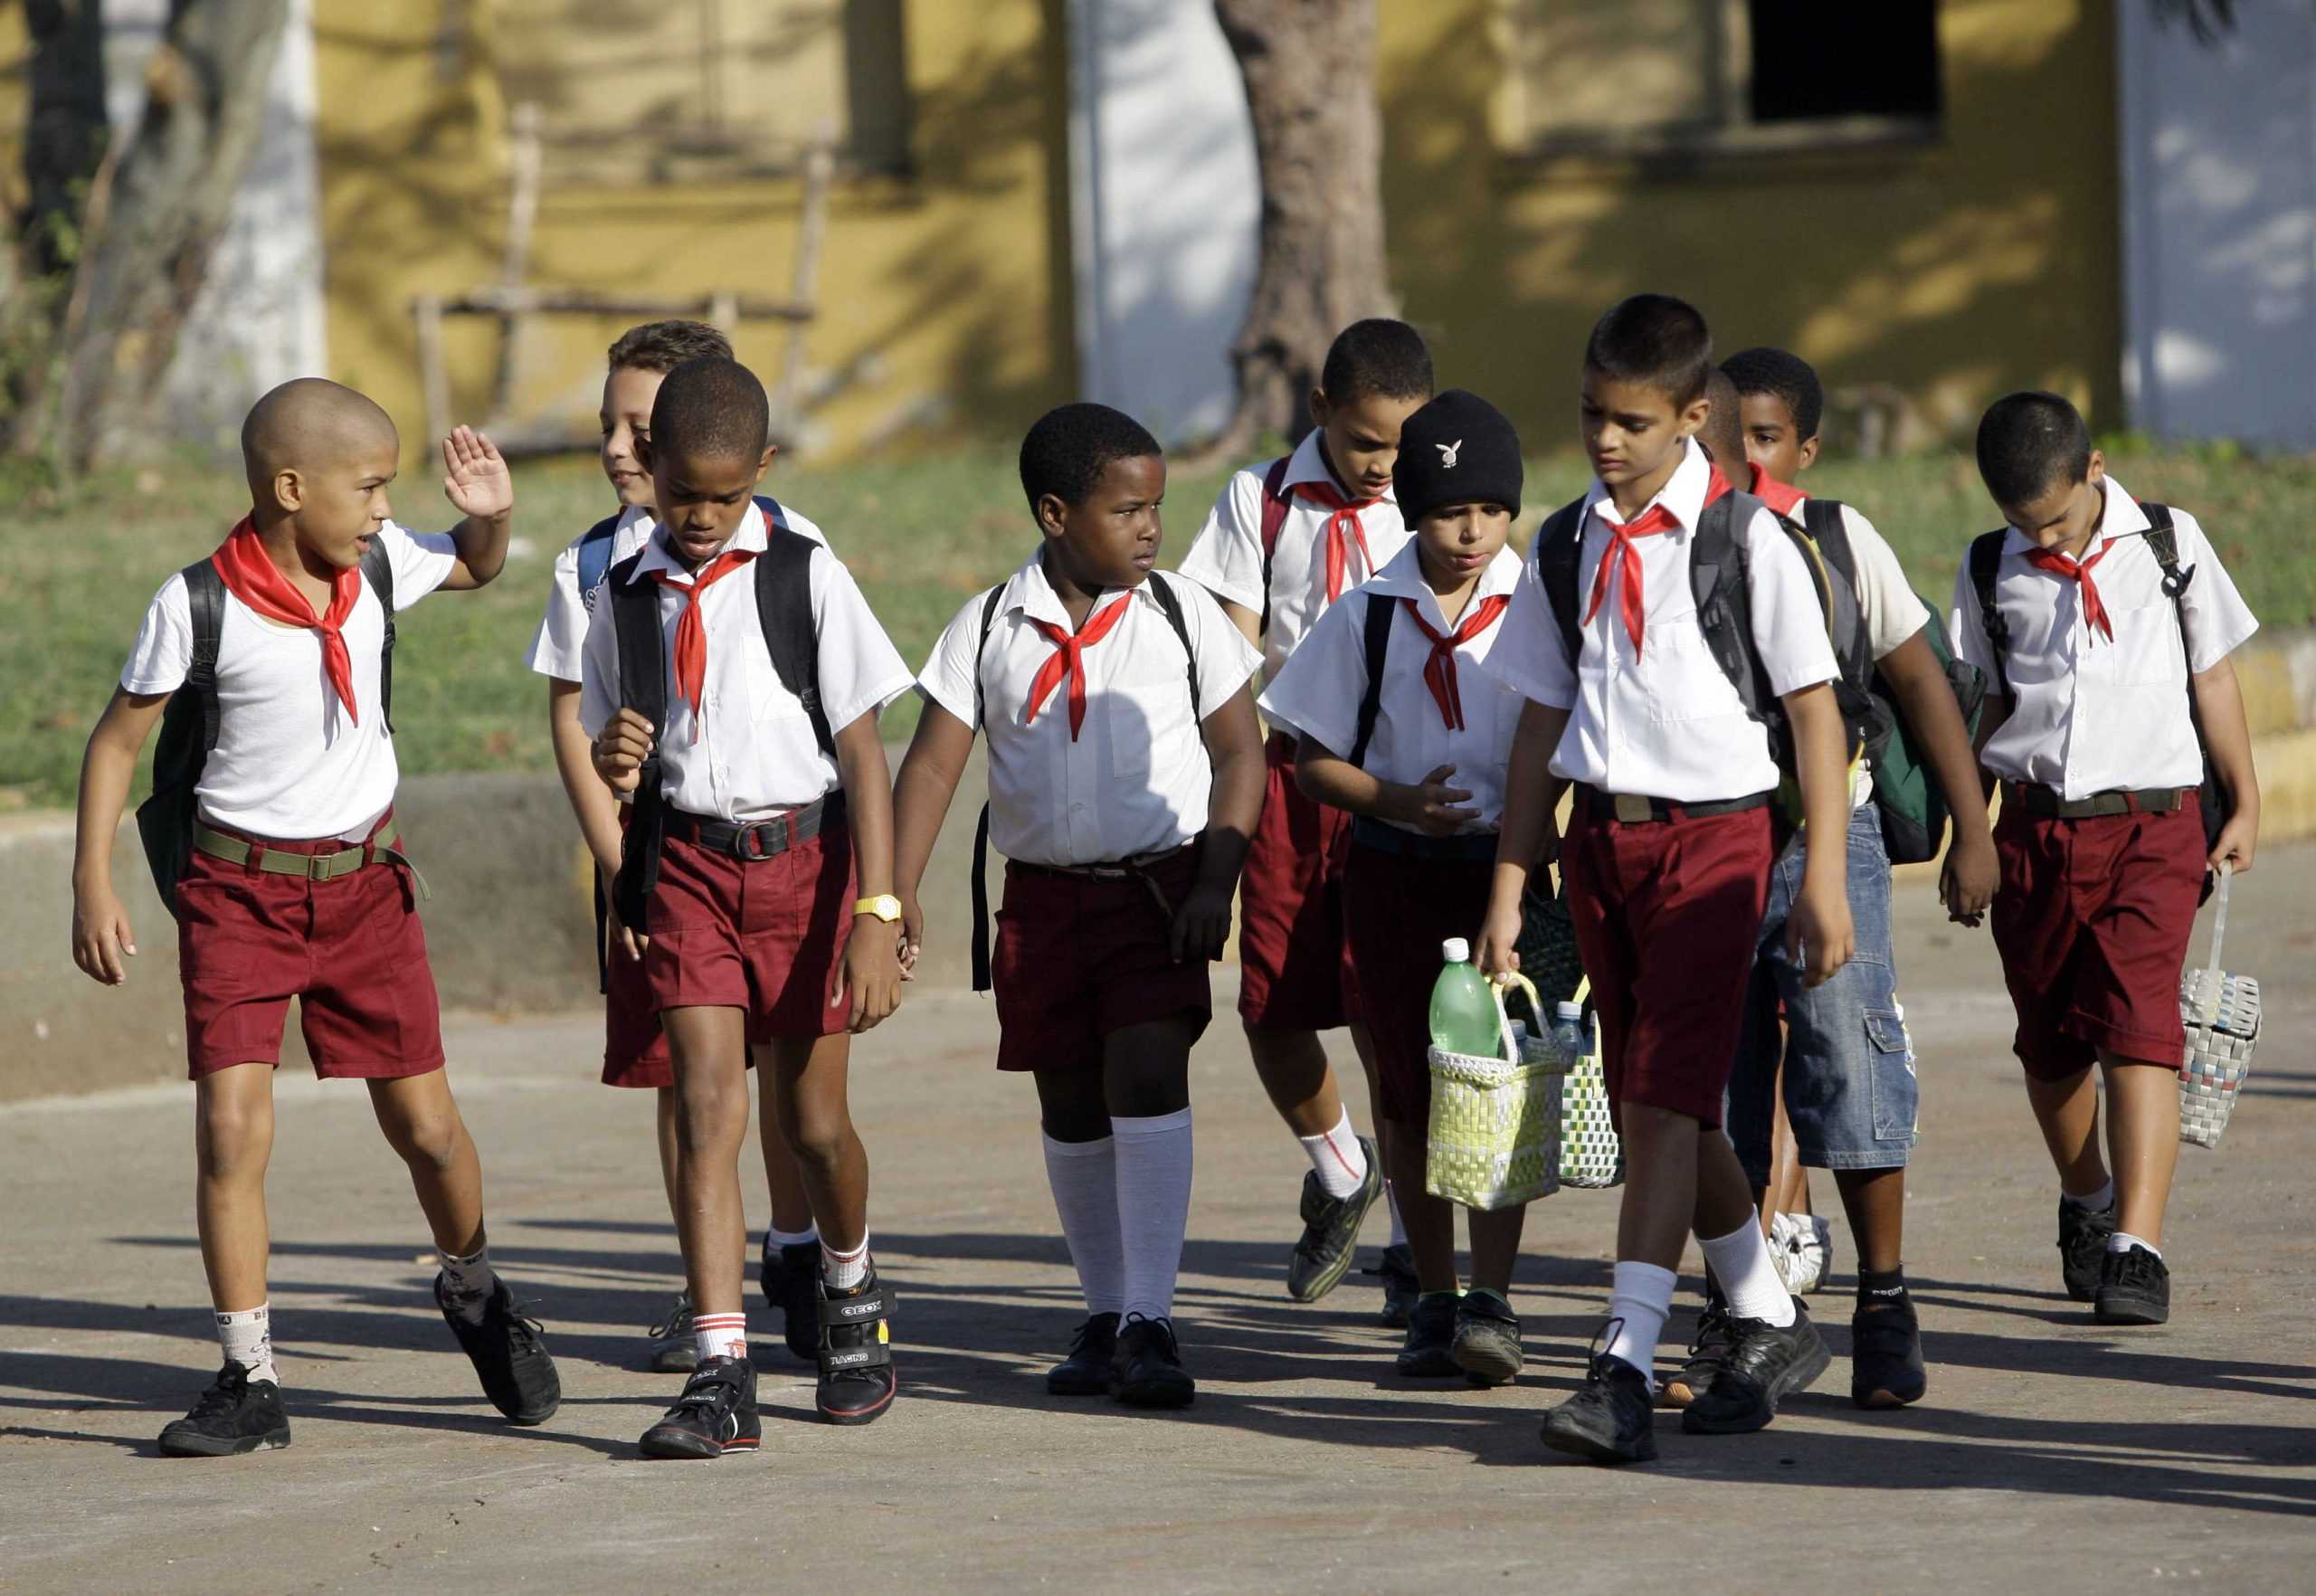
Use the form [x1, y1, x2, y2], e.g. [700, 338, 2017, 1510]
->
[734, 820, 782, 861]
[305, 853, 333, 881]
[1612, 793, 1655, 824]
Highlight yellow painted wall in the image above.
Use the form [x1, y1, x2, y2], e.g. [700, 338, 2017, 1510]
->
[311, 0, 1073, 467]
[1378, 0, 2122, 449]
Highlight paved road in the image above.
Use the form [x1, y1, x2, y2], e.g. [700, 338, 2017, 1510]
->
[5, 850, 2314, 1593]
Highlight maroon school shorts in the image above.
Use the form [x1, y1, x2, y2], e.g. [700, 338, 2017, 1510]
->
[175, 814, 444, 1081]
[1991, 793, 2205, 1078]
[602, 930, 675, 1087]
[1342, 831, 1496, 1125]
[992, 847, 1211, 1071]
[1236, 734, 1362, 1031]
[1561, 799, 1774, 1127]
[643, 818, 855, 1043]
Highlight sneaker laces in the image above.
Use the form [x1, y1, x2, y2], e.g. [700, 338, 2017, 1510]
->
[649, 1291, 695, 1341]
[1066, 1315, 1115, 1355]
[1685, 1298, 1736, 1362]
[185, 1363, 253, 1420]
[2111, 1247, 2163, 1291]
[487, 1294, 550, 1354]
[1120, 1312, 1180, 1360]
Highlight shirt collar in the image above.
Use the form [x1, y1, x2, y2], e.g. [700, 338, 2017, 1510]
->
[636, 500, 768, 584]
[1362, 538, 1523, 625]
[1279, 428, 1396, 502]
[1000, 546, 1169, 629]
[1581, 435, 1714, 535]
[1748, 461, 1808, 518]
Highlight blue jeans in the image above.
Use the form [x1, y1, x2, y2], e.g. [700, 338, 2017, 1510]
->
[1726, 803, 1919, 1186]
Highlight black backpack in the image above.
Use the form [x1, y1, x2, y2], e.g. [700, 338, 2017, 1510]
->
[965, 571, 1204, 991]
[605, 527, 832, 934]
[1967, 503, 2229, 864]
[1532, 490, 1884, 828]
[136, 541, 397, 915]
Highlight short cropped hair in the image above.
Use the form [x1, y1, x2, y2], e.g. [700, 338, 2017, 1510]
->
[1320, 318, 1435, 405]
[1976, 391, 2092, 508]
[1698, 367, 1746, 473]
[607, 319, 735, 375]
[1019, 402, 1163, 512]
[649, 356, 770, 461]
[1583, 293, 1713, 407]
[1722, 347, 1825, 442]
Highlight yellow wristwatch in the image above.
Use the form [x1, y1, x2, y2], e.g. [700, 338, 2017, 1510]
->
[854, 894, 904, 924]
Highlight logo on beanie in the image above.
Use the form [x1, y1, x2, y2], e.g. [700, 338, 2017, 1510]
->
[1437, 439, 1462, 468]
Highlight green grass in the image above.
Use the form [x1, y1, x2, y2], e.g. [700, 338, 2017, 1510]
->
[6, 441, 2311, 812]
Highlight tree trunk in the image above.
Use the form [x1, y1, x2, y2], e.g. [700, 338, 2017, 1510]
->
[1201, 0, 1393, 462]
[25, 0, 291, 470]
[20, 0, 109, 278]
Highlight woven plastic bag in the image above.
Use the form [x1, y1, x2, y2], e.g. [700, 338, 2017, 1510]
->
[2179, 861, 2260, 1149]
[1553, 974, 1624, 1189]
[1426, 972, 1567, 1211]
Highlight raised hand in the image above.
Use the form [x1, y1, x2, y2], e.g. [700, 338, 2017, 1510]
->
[441, 426, 513, 521]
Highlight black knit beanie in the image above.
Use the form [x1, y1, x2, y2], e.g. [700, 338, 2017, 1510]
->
[1392, 389, 1523, 527]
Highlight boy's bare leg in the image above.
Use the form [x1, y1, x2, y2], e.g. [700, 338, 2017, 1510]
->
[1833, 1168, 1905, 1276]
[1381, 1120, 1457, 1290]
[2101, 1054, 2179, 1248]
[368, 1069, 485, 1257]
[1246, 1025, 1344, 1136]
[653, 1085, 680, 1215]
[2024, 1066, 2111, 1197]
[754, 1042, 827, 1236]
[662, 1006, 754, 1317]
[763, 1033, 868, 1254]
[195, 1063, 277, 1312]
[1466, 1203, 1526, 1297]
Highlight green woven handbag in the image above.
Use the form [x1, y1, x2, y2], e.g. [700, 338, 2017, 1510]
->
[1425, 972, 1566, 1211]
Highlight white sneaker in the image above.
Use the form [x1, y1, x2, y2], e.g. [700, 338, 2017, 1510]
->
[1771, 1212, 1835, 1296]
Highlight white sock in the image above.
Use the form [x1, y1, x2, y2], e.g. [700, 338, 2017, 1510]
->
[766, 1221, 819, 1249]
[2063, 1177, 2116, 1211]
[2109, 1230, 2163, 1260]
[1603, 1260, 1677, 1381]
[1385, 1179, 1409, 1249]
[216, 1304, 278, 1387]
[693, 1311, 747, 1363]
[1113, 1108, 1194, 1324]
[1297, 1108, 1368, 1200]
[436, 1243, 499, 1325]
[821, 1233, 870, 1291]
[1043, 1133, 1125, 1316]
[1700, 1221, 1799, 1327]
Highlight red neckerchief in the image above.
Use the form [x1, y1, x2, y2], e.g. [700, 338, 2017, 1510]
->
[211, 518, 364, 724]
[1024, 593, 1134, 739]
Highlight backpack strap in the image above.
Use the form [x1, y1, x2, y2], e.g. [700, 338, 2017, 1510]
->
[606, 550, 670, 934]
[1967, 528, 2012, 700]
[1778, 501, 1875, 714]
[1802, 498, 1855, 593]
[358, 536, 396, 732]
[1256, 455, 1293, 636]
[752, 525, 835, 761]
[1533, 496, 1590, 672]
[1144, 572, 1204, 726]
[1688, 489, 1779, 736]
[1345, 589, 1396, 768]
[968, 581, 1010, 994]
[573, 511, 622, 605]
[183, 558, 227, 755]
[2140, 501, 2194, 603]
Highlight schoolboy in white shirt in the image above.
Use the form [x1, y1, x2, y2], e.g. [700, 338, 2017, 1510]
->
[1477, 295, 1856, 1465]
[890, 403, 1265, 1411]
[1259, 389, 1535, 1386]
[585, 357, 912, 1456]
[1951, 391, 2260, 1328]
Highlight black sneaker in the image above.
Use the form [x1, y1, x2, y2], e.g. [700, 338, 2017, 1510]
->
[1048, 1312, 1121, 1397]
[1113, 1313, 1195, 1409]
[647, 1289, 698, 1374]
[1451, 1289, 1523, 1386]
[158, 1363, 290, 1457]
[639, 1356, 759, 1459]
[2094, 1244, 2170, 1325]
[1395, 1290, 1462, 1378]
[435, 1274, 560, 1426]
[1539, 1345, 1657, 1466]
[1681, 1300, 1830, 1435]
[761, 1233, 823, 1361]
[1286, 1136, 1383, 1303]
[2057, 1197, 2117, 1302]
[815, 1269, 897, 1425]
[1661, 1287, 1735, 1411]
[1367, 1242, 1419, 1328]
[1850, 1297, 1928, 1409]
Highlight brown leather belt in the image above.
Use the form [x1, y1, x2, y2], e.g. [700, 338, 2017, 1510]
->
[1575, 785, 1772, 825]
[2002, 783, 2189, 820]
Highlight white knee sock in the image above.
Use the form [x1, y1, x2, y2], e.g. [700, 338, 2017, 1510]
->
[1700, 1221, 1799, 1327]
[436, 1243, 499, 1325]
[1113, 1109, 1194, 1324]
[1297, 1107, 1368, 1200]
[693, 1311, 747, 1363]
[1603, 1260, 1677, 1382]
[1043, 1133, 1125, 1317]
[1385, 1179, 1409, 1249]
[821, 1232, 870, 1291]
[217, 1303, 278, 1387]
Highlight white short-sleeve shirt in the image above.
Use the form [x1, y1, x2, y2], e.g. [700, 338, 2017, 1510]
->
[527, 499, 829, 683]
[1949, 474, 2258, 798]
[915, 553, 1262, 867]
[1486, 439, 1840, 803]
[119, 520, 459, 840]
[1174, 428, 1413, 728]
[1258, 539, 1527, 832]
[578, 506, 908, 820]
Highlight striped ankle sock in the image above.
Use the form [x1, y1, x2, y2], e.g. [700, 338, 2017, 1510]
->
[693, 1312, 747, 1363]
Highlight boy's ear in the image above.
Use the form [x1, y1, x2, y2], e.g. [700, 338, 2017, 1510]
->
[2085, 446, 2106, 489]
[1798, 433, 1821, 470]
[1034, 491, 1071, 540]
[1677, 394, 1712, 438]
[1307, 387, 1333, 429]
[271, 468, 305, 514]
[754, 443, 777, 483]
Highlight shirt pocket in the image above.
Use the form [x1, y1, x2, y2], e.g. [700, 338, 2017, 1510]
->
[2105, 599, 2186, 688]
[1644, 602, 1745, 725]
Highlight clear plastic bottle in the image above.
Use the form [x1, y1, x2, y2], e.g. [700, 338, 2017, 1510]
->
[1428, 937, 1502, 1058]
[1550, 1000, 1589, 1067]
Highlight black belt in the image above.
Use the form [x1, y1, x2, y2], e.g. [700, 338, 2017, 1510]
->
[666, 792, 843, 860]
[1575, 785, 1771, 825]
[2003, 783, 2188, 820]
[1348, 817, 1500, 862]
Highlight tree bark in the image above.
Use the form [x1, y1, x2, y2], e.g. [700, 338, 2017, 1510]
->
[20, 0, 109, 278]
[24, 0, 291, 470]
[1201, 0, 1393, 461]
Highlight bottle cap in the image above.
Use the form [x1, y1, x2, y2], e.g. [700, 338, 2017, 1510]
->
[1441, 937, 1471, 963]
[1555, 1001, 1584, 1020]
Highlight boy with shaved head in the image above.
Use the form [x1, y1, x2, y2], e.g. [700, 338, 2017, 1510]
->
[71, 378, 561, 1456]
